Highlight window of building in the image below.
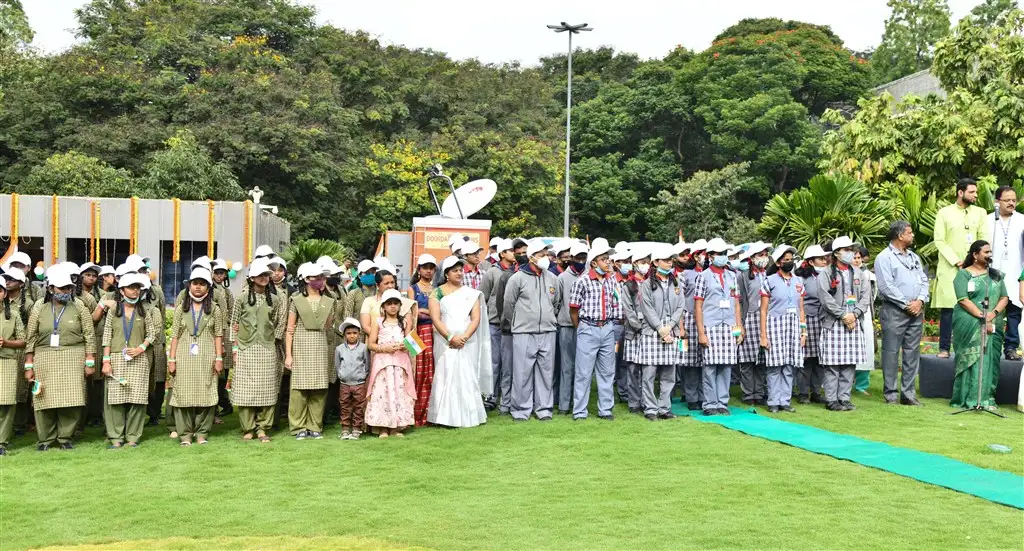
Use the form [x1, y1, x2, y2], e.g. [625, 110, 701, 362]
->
[160, 241, 217, 301]
[65, 238, 131, 268]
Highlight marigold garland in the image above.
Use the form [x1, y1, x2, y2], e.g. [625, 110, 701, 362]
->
[94, 202, 102, 263]
[207, 199, 215, 258]
[129, 197, 139, 255]
[1, 193, 19, 265]
[51, 195, 59, 264]
[243, 200, 252, 263]
[172, 198, 181, 263]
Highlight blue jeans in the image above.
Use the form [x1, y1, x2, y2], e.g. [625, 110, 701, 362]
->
[939, 308, 952, 352]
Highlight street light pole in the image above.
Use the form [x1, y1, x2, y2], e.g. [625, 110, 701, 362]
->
[547, 22, 592, 238]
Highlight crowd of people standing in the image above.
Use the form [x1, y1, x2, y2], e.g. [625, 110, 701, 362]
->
[0, 178, 1020, 455]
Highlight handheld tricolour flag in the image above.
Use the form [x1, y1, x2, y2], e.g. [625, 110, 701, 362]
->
[403, 332, 426, 357]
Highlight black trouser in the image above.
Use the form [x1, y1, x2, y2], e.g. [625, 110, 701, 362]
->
[939, 308, 953, 352]
[148, 381, 166, 421]
[1004, 303, 1022, 354]
[217, 373, 232, 414]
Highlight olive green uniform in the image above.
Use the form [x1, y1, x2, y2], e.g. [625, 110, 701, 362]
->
[102, 302, 159, 445]
[0, 312, 27, 448]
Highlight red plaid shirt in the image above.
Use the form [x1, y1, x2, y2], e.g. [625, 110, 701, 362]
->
[569, 269, 624, 322]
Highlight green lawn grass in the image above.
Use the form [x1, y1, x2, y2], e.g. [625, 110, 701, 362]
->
[1, 372, 1022, 551]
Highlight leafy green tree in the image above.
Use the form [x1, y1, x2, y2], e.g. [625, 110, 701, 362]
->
[281, 239, 348, 275]
[821, 8, 1024, 196]
[969, 0, 1019, 25]
[18, 151, 138, 197]
[871, 0, 951, 85]
[759, 173, 894, 253]
[651, 163, 762, 244]
[140, 129, 245, 200]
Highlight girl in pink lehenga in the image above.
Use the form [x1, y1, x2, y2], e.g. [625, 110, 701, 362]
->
[365, 290, 415, 438]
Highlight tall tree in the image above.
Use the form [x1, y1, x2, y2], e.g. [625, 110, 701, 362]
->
[871, 0, 951, 85]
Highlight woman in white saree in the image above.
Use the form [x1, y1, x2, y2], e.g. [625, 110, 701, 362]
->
[427, 256, 492, 428]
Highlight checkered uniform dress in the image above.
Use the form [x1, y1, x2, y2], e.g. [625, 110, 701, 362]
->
[803, 314, 822, 359]
[274, 282, 290, 385]
[220, 284, 235, 377]
[102, 305, 158, 405]
[145, 288, 168, 383]
[702, 323, 738, 366]
[737, 310, 762, 364]
[817, 270, 867, 367]
[764, 314, 802, 367]
[25, 299, 95, 411]
[289, 297, 333, 391]
[0, 314, 26, 405]
[679, 311, 702, 366]
[229, 292, 286, 407]
[168, 304, 223, 408]
[13, 291, 33, 403]
[636, 333, 682, 366]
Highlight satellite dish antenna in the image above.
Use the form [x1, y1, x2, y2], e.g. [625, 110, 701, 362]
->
[442, 179, 497, 218]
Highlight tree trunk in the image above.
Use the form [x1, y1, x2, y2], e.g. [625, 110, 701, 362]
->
[776, 165, 790, 193]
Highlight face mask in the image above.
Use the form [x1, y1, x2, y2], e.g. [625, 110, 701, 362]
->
[636, 263, 650, 276]
[326, 276, 340, 287]
[619, 263, 632, 275]
[694, 254, 706, 266]
[123, 296, 139, 305]
[657, 266, 672, 276]
[359, 274, 376, 286]
[681, 259, 697, 270]
[190, 292, 208, 302]
[308, 279, 325, 291]
[594, 266, 606, 276]
[572, 262, 586, 273]
[738, 261, 750, 272]
[753, 256, 770, 269]
[515, 255, 529, 266]
[728, 260, 741, 270]
[780, 261, 795, 273]
[813, 265, 826, 274]
[839, 252, 855, 265]
[53, 292, 73, 304]
[536, 257, 551, 271]
[712, 255, 728, 268]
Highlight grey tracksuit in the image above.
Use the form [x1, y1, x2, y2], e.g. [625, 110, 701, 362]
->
[555, 267, 583, 413]
[640, 277, 685, 415]
[504, 267, 561, 420]
[481, 262, 513, 410]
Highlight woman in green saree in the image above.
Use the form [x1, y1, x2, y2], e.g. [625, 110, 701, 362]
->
[951, 240, 1008, 410]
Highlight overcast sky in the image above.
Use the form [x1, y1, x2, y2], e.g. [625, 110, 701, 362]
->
[26, 0, 982, 64]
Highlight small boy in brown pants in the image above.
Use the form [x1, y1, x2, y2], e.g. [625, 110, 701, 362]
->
[335, 318, 369, 440]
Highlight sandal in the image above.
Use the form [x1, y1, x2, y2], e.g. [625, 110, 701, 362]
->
[107, 442, 123, 449]
[378, 432, 389, 439]
[180, 440, 192, 447]
[127, 442, 139, 448]
[937, 350, 950, 359]
[258, 434, 271, 443]
[213, 417, 224, 425]
[197, 438, 208, 445]
[169, 431, 179, 439]
[393, 432, 405, 438]
[242, 433, 254, 441]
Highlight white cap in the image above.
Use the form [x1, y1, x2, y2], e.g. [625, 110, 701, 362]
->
[356, 259, 375, 273]
[268, 256, 287, 268]
[673, 242, 691, 255]
[9, 251, 30, 267]
[139, 274, 152, 289]
[296, 262, 320, 280]
[47, 267, 73, 289]
[587, 238, 614, 266]
[4, 267, 26, 283]
[726, 246, 743, 258]
[771, 244, 797, 264]
[497, 238, 515, 253]
[0, 278, 6, 290]
[416, 254, 437, 267]
[212, 259, 228, 272]
[380, 289, 404, 304]
[569, 242, 589, 258]
[803, 245, 828, 260]
[550, 240, 572, 255]
[79, 262, 99, 274]
[316, 255, 334, 265]
[447, 233, 465, 249]
[526, 239, 550, 257]
[691, 239, 708, 252]
[830, 236, 858, 250]
[191, 256, 212, 271]
[189, 267, 213, 284]
[126, 254, 148, 266]
[248, 257, 272, 277]
[705, 238, 730, 254]
[114, 263, 134, 278]
[459, 241, 484, 256]
[651, 243, 675, 262]
[374, 259, 397, 275]
[62, 261, 80, 275]
[338, 317, 361, 333]
[123, 257, 146, 274]
[99, 265, 115, 277]
[740, 241, 771, 261]
[318, 258, 342, 275]
[631, 245, 652, 262]
[254, 245, 275, 258]
[118, 273, 146, 288]
[441, 255, 464, 273]
[489, 236, 502, 248]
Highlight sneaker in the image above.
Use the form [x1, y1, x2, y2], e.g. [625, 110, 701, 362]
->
[767, 406, 779, 413]
[645, 413, 658, 421]
[780, 405, 796, 413]
[37, 444, 50, 452]
[826, 402, 841, 411]
[717, 408, 731, 416]
[59, 442, 74, 450]
[1005, 349, 1022, 361]
[702, 409, 717, 416]
[628, 407, 643, 414]
[351, 430, 362, 439]
[0, 446, 7, 456]
[340, 430, 352, 440]
[840, 401, 856, 411]
[796, 396, 810, 404]
[598, 414, 615, 421]
[658, 412, 676, 420]
[309, 431, 323, 439]
[687, 402, 702, 411]
[295, 430, 308, 440]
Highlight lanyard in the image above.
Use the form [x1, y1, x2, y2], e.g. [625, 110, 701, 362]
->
[51, 303, 67, 335]
[191, 305, 203, 337]
[889, 245, 920, 272]
[122, 308, 137, 347]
